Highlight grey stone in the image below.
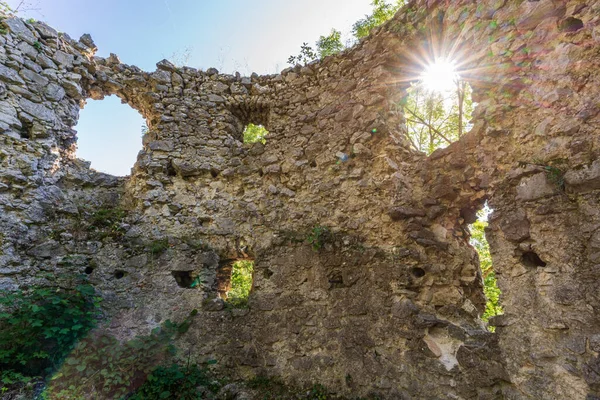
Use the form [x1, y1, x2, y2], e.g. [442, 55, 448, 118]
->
[4, 17, 36, 44]
[35, 53, 57, 69]
[44, 83, 65, 101]
[26, 240, 65, 258]
[61, 79, 82, 98]
[389, 206, 426, 219]
[53, 50, 74, 67]
[19, 68, 49, 86]
[79, 33, 95, 49]
[16, 41, 37, 59]
[33, 21, 58, 39]
[516, 172, 558, 201]
[500, 209, 530, 242]
[207, 94, 225, 103]
[0, 101, 22, 128]
[0, 64, 25, 85]
[148, 141, 174, 152]
[565, 160, 600, 193]
[156, 59, 176, 72]
[18, 98, 54, 122]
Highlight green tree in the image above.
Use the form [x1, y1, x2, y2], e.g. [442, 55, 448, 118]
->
[401, 81, 474, 154]
[316, 29, 344, 58]
[287, 42, 318, 65]
[353, 0, 405, 39]
[470, 218, 503, 326]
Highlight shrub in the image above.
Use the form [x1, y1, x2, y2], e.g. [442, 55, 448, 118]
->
[44, 315, 196, 399]
[129, 363, 221, 399]
[149, 238, 170, 255]
[0, 285, 100, 389]
[88, 207, 126, 240]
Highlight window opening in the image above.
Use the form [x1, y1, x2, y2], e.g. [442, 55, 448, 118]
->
[398, 57, 475, 155]
[401, 79, 474, 155]
[243, 123, 268, 144]
[217, 259, 254, 308]
[75, 95, 146, 176]
[469, 204, 503, 331]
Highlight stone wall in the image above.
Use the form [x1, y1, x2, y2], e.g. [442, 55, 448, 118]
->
[1, 0, 599, 398]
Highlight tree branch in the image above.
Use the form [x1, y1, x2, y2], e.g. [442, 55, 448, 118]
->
[404, 107, 453, 144]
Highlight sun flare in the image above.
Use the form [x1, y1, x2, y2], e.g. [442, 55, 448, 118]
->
[420, 58, 459, 93]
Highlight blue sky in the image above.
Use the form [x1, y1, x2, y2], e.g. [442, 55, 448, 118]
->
[8, 0, 375, 175]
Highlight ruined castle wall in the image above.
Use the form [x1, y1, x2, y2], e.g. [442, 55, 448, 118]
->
[1, 0, 600, 398]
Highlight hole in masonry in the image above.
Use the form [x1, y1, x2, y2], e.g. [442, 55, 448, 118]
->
[410, 267, 426, 278]
[75, 95, 146, 176]
[114, 270, 126, 279]
[216, 259, 254, 308]
[469, 203, 503, 330]
[328, 274, 345, 289]
[84, 266, 94, 275]
[559, 17, 584, 32]
[166, 160, 177, 177]
[521, 251, 547, 268]
[400, 63, 475, 155]
[309, 160, 317, 168]
[210, 169, 219, 178]
[171, 270, 201, 288]
[243, 123, 269, 144]
[18, 119, 32, 139]
[263, 268, 274, 279]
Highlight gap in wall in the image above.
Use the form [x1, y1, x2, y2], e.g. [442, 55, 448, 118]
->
[75, 95, 146, 176]
[468, 203, 503, 331]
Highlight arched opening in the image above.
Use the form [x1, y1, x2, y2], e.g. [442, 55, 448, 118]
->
[75, 95, 146, 176]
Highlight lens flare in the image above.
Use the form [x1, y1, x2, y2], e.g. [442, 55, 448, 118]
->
[420, 58, 459, 93]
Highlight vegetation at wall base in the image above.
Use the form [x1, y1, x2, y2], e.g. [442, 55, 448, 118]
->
[43, 315, 196, 399]
[128, 363, 221, 400]
[0, 284, 100, 395]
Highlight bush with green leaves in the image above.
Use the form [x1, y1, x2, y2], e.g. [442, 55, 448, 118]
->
[129, 363, 221, 400]
[226, 260, 254, 308]
[0, 284, 100, 389]
[44, 316, 196, 399]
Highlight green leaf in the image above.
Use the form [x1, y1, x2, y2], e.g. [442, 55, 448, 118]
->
[160, 391, 171, 398]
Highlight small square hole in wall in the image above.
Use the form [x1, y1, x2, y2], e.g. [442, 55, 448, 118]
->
[171, 271, 198, 288]
[243, 123, 268, 144]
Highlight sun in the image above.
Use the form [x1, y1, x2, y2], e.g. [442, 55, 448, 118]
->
[420, 58, 459, 93]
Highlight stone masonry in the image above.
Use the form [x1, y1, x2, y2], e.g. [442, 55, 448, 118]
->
[1, 0, 600, 398]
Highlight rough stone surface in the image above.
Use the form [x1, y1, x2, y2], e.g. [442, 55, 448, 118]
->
[0, 1, 599, 398]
